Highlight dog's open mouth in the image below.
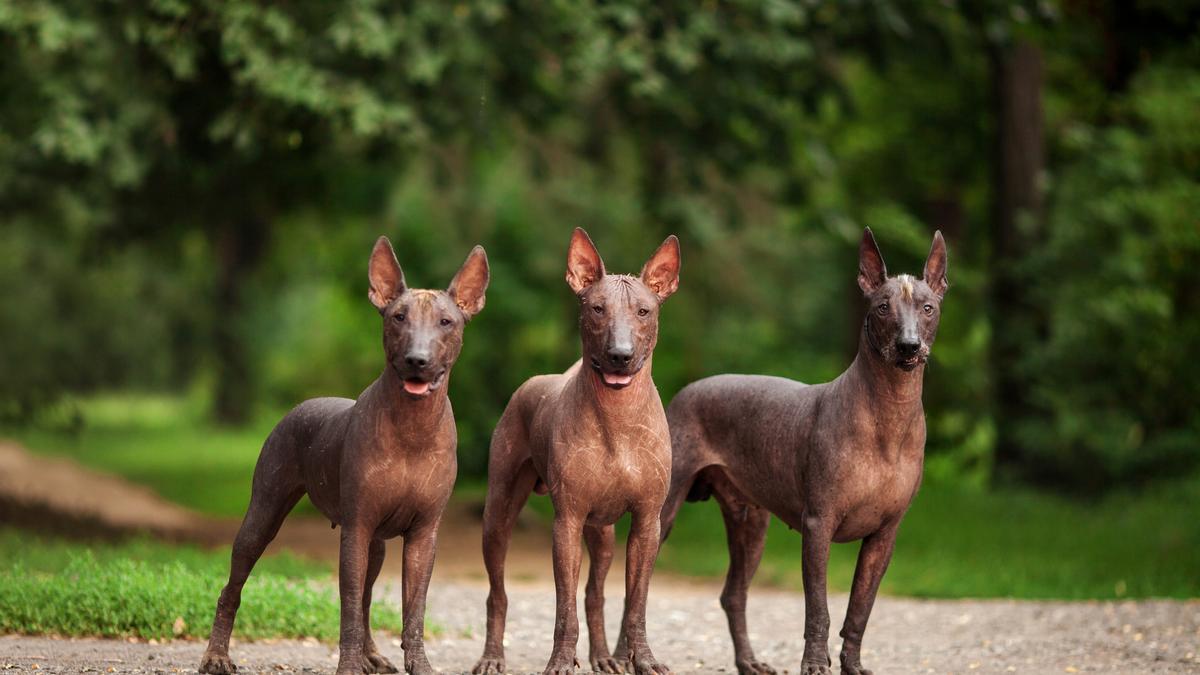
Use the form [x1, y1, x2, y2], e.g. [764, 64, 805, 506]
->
[402, 370, 445, 396]
[590, 360, 638, 389]
[897, 354, 922, 370]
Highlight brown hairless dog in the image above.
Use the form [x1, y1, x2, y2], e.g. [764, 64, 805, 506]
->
[659, 228, 948, 675]
[199, 237, 489, 675]
[472, 228, 680, 675]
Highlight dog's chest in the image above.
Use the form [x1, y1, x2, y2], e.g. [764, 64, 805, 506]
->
[543, 428, 671, 519]
[352, 442, 457, 536]
[832, 454, 922, 542]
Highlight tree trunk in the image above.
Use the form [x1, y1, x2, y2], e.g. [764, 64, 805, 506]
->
[211, 217, 267, 425]
[988, 39, 1045, 479]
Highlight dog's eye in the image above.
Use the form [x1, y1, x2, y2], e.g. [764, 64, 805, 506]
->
[440, 318, 452, 326]
[637, 307, 650, 317]
[877, 303, 889, 315]
[592, 305, 604, 314]
[393, 313, 405, 322]
[923, 304, 934, 315]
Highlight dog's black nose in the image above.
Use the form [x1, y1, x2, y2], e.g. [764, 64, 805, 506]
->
[606, 346, 634, 367]
[405, 352, 430, 369]
[896, 339, 920, 356]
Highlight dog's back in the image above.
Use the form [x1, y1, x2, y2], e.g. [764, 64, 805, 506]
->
[664, 374, 821, 528]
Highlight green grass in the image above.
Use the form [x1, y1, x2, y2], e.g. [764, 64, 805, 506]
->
[0, 528, 406, 640]
[657, 477, 1200, 600]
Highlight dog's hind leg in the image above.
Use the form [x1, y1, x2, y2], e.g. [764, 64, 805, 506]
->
[714, 482, 774, 675]
[200, 456, 303, 674]
[361, 538, 398, 673]
[472, 436, 538, 675]
[583, 523, 621, 673]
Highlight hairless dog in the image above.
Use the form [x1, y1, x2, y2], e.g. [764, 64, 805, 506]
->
[200, 237, 489, 675]
[472, 228, 680, 675]
[659, 228, 948, 675]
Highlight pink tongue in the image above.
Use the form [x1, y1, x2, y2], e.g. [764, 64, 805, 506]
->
[404, 380, 431, 395]
[603, 373, 634, 386]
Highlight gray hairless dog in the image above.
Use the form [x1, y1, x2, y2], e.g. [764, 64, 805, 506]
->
[200, 237, 489, 675]
[472, 228, 680, 675]
[659, 228, 948, 675]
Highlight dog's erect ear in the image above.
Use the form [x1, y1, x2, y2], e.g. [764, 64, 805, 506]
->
[857, 227, 888, 295]
[923, 230, 949, 300]
[640, 234, 681, 301]
[448, 245, 489, 320]
[565, 227, 606, 294]
[368, 236, 406, 311]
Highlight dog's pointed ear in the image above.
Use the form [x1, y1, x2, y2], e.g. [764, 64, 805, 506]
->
[923, 230, 949, 300]
[640, 234, 681, 301]
[566, 227, 606, 295]
[448, 245, 489, 320]
[857, 227, 888, 295]
[368, 236, 406, 312]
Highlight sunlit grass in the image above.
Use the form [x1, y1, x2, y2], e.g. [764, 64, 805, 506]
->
[0, 529, 406, 640]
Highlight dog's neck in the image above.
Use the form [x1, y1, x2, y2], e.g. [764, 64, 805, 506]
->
[370, 364, 451, 433]
[847, 320, 925, 411]
[573, 356, 658, 420]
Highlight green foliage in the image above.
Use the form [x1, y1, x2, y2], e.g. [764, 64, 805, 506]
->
[0, 528, 406, 640]
[0, 0, 1197, 492]
[1013, 64, 1200, 489]
[0, 230, 183, 419]
[658, 477, 1200, 599]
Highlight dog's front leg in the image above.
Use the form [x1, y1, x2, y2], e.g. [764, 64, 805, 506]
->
[619, 510, 671, 675]
[837, 525, 898, 675]
[337, 524, 372, 674]
[400, 519, 441, 675]
[800, 515, 834, 675]
[362, 538, 398, 673]
[584, 524, 622, 673]
[545, 511, 584, 675]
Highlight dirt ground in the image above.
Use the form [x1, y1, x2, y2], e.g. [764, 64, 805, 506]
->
[2, 441, 1199, 673]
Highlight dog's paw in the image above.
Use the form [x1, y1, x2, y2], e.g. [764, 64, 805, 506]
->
[800, 662, 832, 675]
[199, 650, 237, 675]
[404, 653, 434, 675]
[362, 651, 399, 674]
[472, 656, 506, 674]
[541, 653, 579, 675]
[590, 654, 624, 673]
[735, 658, 777, 675]
[633, 659, 670, 675]
[840, 663, 873, 675]
[335, 653, 365, 675]
[611, 647, 631, 674]
[632, 657, 671, 675]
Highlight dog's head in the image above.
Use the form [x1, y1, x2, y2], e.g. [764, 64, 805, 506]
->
[368, 237, 489, 398]
[857, 228, 949, 372]
[565, 228, 681, 390]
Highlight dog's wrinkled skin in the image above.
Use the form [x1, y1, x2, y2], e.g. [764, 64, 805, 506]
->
[472, 228, 680, 675]
[659, 229, 948, 675]
[200, 237, 489, 675]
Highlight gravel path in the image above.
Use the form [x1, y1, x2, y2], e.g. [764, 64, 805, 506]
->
[3, 578, 1198, 674]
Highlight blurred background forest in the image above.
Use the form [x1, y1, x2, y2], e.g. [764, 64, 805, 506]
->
[2, 0, 1199, 603]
